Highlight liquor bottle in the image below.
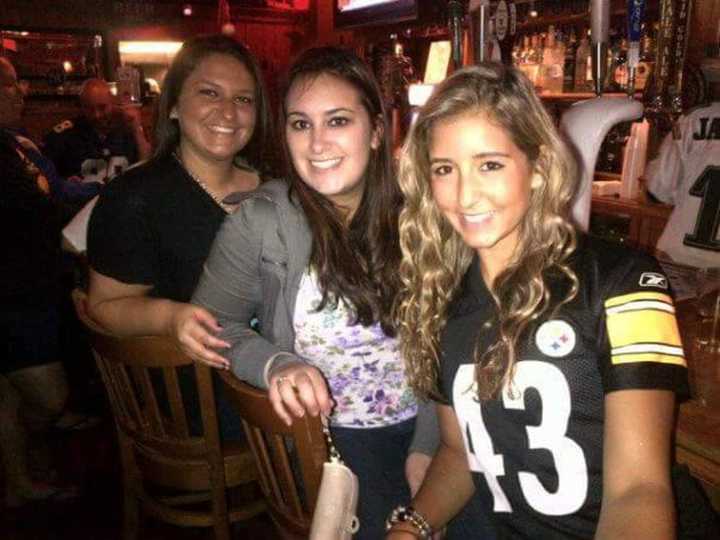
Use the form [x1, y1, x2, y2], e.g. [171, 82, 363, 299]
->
[511, 40, 522, 67]
[563, 27, 578, 93]
[634, 24, 655, 91]
[575, 31, 592, 92]
[515, 35, 529, 79]
[525, 34, 541, 87]
[541, 26, 564, 93]
[520, 34, 530, 65]
[536, 32, 548, 91]
[612, 38, 629, 93]
[553, 27, 566, 91]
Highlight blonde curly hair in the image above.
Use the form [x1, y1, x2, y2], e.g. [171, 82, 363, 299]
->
[395, 63, 580, 400]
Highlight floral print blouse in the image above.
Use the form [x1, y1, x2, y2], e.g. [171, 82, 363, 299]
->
[293, 270, 417, 428]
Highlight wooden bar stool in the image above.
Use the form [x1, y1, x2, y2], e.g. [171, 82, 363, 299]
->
[218, 371, 327, 540]
[89, 334, 265, 540]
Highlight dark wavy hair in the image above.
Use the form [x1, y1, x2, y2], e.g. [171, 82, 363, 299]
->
[154, 34, 273, 173]
[280, 46, 402, 335]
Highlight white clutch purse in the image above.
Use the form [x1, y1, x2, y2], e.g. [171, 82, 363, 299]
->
[309, 418, 360, 539]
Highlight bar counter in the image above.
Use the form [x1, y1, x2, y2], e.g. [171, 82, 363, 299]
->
[587, 190, 718, 507]
[590, 192, 672, 253]
[675, 300, 720, 510]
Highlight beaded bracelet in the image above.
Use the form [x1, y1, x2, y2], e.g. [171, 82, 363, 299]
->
[385, 505, 432, 539]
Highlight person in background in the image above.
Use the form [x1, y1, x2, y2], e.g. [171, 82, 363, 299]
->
[1, 54, 103, 429]
[83, 35, 272, 440]
[645, 57, 720, 269]
[0, 129, 76, 506]
[387, 64, 688, 539]
[0, 57, 101, 213]
[178, 46, 438, 539]
[43, 78, 151, 186]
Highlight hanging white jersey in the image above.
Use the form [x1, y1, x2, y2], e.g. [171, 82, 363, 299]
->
[646, 102, 720, 268]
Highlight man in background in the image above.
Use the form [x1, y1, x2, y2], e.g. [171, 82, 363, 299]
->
[645, 57, 720, 268]
[2, 56, 103, 431]
[43, 78, 151, 184]
[0, 55, 78, 506]
[1, 57, 100, 213]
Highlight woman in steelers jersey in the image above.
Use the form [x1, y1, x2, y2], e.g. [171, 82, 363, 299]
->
[386, 63, 689, 539]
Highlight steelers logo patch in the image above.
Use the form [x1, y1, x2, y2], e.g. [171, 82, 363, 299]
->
[535, 319, 576, 358]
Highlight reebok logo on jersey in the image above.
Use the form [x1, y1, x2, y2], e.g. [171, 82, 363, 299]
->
[535, 319, 576, 358]
[639, 272, 668, 289]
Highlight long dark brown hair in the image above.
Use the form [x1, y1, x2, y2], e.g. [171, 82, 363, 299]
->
[154, 34, 273, 173]
[280, 46, 402, 334]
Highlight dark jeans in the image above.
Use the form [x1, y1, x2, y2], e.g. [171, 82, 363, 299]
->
[178, 366, 245, 442]
[331, 419, 415, 540]
[1, 305, 60, 374]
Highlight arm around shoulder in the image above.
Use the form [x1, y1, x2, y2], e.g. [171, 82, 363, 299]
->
[192, 196, 289, 389]
[86, 267, 173, 336]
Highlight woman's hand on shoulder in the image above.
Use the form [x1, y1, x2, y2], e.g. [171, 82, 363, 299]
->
[170, 303, 231, 370]
[268, 361, 333, 426]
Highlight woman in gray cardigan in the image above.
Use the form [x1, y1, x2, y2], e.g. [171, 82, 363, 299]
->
[176, 47, 437, 539]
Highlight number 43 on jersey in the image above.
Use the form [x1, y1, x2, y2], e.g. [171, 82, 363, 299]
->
[453, 362, 589, 516]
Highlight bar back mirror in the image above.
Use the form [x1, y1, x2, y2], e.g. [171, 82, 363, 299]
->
[0, 28, 107, 98]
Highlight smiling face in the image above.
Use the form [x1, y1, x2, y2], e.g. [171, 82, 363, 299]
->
[285, 73, 381, 215]
[174, 53, 257, 169]
[429, 111, 540, 281]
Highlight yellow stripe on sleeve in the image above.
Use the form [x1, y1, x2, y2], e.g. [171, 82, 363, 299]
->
[604, 291, 673, 310]
[605, 291, 686, 367]
[606, 310, 683, 349]
[611, 352, 687, 367]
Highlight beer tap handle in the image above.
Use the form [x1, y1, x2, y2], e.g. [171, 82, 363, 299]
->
[590, 0, 610, 96]
[468, 0, 490, 64]
[626, 0, 647, 97]
[447, 0, 466, 69]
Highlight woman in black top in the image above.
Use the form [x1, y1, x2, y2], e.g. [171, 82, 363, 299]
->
[85, 35, 273, 437]
[87, 34, 272, 331]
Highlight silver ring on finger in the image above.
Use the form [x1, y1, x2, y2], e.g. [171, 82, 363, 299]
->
[276, 376, 292, 387]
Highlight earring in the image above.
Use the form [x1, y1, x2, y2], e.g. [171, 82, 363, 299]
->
[531, 173, 544, 190]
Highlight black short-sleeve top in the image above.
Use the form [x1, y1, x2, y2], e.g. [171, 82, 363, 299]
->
[87, 154, 227, 302]
[438, 236, 689, 539]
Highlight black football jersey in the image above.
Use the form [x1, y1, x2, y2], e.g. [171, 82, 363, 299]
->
[43, 116, 139, 182]
[439, 237, 688, 539]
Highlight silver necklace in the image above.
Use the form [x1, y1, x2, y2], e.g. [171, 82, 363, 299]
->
[173, 153, 233, 214]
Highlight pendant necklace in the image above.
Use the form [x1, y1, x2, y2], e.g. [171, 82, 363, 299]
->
[173, 153, 234, 214]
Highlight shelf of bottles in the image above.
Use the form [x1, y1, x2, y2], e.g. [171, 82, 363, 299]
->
[505, 1, 659, 177]
[511, 21, 657, 97]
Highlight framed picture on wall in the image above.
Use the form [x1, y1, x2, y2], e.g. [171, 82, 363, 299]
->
[0, 27, 107, 98]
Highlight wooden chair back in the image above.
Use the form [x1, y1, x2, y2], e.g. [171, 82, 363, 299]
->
[218, 371, 327, 539]
[90, 333, 264, 540]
